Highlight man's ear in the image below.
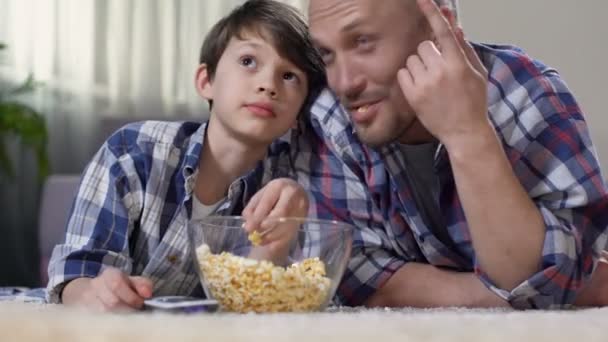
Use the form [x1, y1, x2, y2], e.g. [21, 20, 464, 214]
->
[195, 63, 213, 100]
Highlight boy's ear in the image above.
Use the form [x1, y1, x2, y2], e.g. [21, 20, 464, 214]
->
[195, 63, 213, 100]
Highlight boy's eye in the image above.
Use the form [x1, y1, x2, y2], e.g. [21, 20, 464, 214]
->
[283, 72, 299, 82]
[240, 56, 257, 68]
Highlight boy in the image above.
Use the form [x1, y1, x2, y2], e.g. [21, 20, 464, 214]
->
[46, 0, 325, 312]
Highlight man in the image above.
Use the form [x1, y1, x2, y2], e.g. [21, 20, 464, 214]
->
[297, 0, 608, 309]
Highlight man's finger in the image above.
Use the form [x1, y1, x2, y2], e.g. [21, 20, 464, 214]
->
[417, 0, 462, 60]
[457, 31, 486, 75]
[397, 68, 415, 98]
[406, 54, 427, 81]
[417, 40, 442, 70]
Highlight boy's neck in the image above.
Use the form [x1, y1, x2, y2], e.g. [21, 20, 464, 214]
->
[194, 118, 268, 205]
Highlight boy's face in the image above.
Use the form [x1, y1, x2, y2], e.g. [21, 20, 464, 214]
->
[197, 30, 309, 146]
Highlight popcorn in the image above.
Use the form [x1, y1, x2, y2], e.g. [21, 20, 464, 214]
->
[248, 230, 262, 246]
[196, 244, 331, 313]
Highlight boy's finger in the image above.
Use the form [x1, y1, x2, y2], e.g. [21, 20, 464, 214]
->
[108, 273, 146, 309]
[261, 220, 299, 245]
[130, 276, 153, 299]
[243, 187, 264, 218]
[417, 0, 462, 60]
[249, 188, 281, 228]
[97, 278, 137, 310]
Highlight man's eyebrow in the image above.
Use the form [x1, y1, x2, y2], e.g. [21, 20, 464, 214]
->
[340, 18, 365, 33]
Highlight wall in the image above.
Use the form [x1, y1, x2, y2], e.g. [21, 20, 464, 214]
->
[460, 0, 608, 171]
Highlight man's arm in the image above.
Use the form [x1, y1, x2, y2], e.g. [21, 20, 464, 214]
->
[447, 129, 544, 290]
[398, 0, 544, 290]
[366, 263, 509, 308]
[398, 0, 608, 303]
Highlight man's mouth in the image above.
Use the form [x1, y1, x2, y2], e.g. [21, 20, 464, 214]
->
[356, 104, 371, 114]
[349, 101, 380, 124]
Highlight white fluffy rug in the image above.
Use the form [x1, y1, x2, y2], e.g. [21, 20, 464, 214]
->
[1, 303, 607, 341]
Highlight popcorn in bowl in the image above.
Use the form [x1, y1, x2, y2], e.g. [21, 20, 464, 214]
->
[196, 244, 331, 313]
[188, 216, 353, 313]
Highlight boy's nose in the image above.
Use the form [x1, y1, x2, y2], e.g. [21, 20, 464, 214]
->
[258, 86, 277, 98]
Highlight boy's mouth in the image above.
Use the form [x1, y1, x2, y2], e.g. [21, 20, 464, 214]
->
[245, 103, 276, 118]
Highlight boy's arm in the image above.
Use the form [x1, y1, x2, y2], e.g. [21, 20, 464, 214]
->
[62, 268, 152, 311]
[46, 139, 143, 305]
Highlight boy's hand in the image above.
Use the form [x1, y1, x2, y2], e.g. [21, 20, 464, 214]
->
[61, 268, 153, 312]
[242, 178, 309, 252]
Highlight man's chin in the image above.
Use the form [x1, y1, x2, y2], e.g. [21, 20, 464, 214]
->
[355, 127, 394, 148]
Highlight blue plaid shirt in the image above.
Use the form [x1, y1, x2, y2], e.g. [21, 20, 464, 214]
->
[293, 43, 608, 309]
[47, 120, 293, 303]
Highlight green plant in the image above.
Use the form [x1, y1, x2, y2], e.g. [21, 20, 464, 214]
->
[0, 43, 48, 179]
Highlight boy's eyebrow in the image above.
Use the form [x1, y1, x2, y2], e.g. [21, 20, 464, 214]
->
[233, 40, 264, 49]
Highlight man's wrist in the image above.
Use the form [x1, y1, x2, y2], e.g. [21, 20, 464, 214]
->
[443, 123, 502, 163]
[458, 272, 510, 308]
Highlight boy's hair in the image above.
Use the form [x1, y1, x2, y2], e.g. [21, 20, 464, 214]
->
[199, 0, 326, 100]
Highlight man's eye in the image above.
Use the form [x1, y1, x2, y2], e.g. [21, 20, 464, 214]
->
[356, 35, 370, 46]
[240, 56, 257, 68]
[317, 47, 333, 64]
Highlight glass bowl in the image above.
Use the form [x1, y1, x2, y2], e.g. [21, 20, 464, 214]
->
[188, 216, 353, 313]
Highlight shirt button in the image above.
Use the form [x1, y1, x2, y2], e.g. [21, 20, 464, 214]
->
[167, 255, 179, 264]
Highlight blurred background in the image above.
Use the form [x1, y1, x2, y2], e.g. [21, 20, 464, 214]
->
[0, 0, 606, 287]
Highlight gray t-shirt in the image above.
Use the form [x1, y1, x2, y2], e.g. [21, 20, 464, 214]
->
[399, 142, 443, 234]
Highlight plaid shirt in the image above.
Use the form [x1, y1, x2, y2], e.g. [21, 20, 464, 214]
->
[294, 43, 608, 309]
[47, 120, 292, 303]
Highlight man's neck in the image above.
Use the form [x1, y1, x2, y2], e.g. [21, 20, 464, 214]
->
[397, 119, 436, 145]
[195, 117, 268, 205]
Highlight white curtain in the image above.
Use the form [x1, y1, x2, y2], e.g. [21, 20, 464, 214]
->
[0, 0, 308, 170]
[1, 0, 307, 118]
[0, 0, 306, 287]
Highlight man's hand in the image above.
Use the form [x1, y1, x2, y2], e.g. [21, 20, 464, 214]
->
[61, 268, 153, 312]
[242, 178, 309, 255]
[575, 252, 608, 307]
[397, 0, 490, 148]
[366, 263, 509, 308]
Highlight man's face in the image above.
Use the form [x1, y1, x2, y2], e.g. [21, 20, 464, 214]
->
[199, 31, 308, 146]
[309, 0, 431, 146]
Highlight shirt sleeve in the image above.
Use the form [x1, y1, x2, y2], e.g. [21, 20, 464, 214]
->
[293, 117, 409, 307]
[46, 139, 142, 303]
[477, 69, 608, 309]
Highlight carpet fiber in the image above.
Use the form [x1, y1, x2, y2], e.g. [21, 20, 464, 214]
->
[1, 303, 606, 341]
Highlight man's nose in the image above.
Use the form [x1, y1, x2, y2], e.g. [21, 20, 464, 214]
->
[329, 58, 365, 101]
